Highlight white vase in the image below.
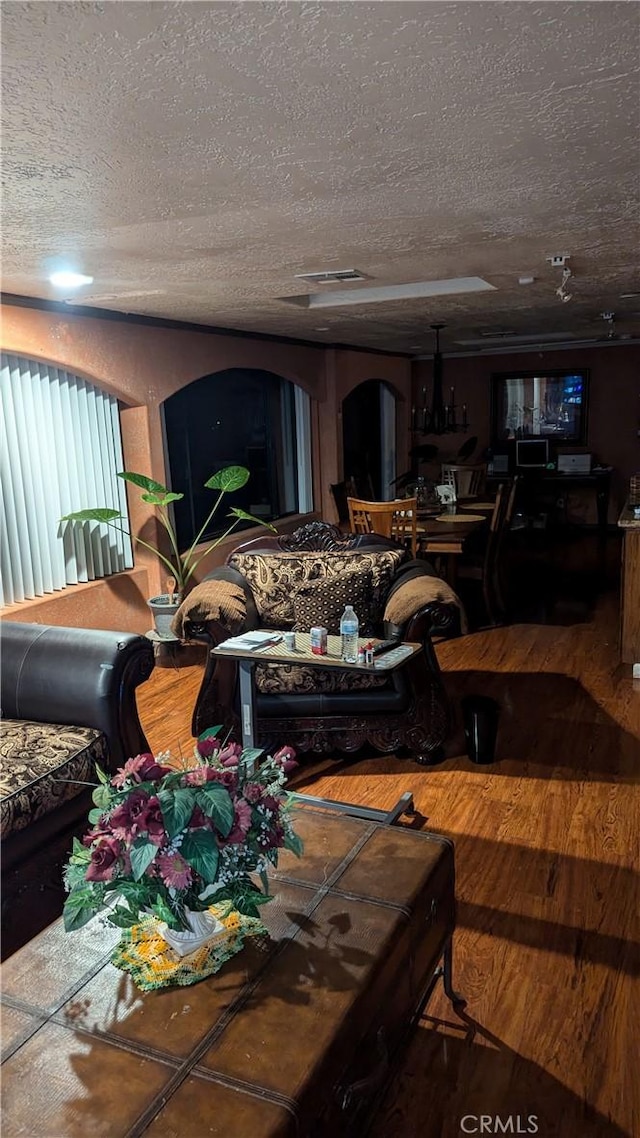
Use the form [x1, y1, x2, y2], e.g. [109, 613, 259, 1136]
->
[157, 908, 226, 957]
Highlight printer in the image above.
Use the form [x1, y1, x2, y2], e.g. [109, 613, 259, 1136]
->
[556, 453, 592, 474]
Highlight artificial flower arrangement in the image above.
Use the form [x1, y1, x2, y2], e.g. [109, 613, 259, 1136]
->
[62, 729, 303, 946]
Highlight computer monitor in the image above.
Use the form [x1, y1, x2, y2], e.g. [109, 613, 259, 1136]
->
[516, 439, 549, 468]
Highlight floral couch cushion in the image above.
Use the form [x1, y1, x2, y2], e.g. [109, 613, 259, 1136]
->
[0, 720, 107, 840]
[228, 548, 405, 629]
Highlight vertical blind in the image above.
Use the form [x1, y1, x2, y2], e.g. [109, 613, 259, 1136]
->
[0, 353, 133, 606]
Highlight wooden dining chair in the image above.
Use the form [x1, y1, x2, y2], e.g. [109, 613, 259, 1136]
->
[347, 497, 419, 558]
[455, 482, 509, 626]
[441, 463, 487, 500]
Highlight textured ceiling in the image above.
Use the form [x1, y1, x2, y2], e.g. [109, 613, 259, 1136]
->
[2, 1, 639, 354]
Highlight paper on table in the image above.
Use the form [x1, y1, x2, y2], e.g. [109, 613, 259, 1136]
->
[217, 631, 283, 651]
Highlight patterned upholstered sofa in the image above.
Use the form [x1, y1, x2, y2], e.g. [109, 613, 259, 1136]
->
[172, 521, 465, 764]
[0, 622, 154, 956]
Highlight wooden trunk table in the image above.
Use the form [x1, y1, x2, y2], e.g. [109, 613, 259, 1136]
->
[1, 805, 460, 1138]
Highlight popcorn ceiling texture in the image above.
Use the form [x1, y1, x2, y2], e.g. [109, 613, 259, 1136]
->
[2, 2, 639, 352]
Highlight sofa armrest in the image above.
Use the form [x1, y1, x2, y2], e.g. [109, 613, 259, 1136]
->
[173, 568, 260, 643]
[0, 622, 154, 770]
[383, 575, 467, 640]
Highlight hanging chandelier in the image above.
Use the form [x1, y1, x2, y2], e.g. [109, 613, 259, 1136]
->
[411, 323, 469, 435]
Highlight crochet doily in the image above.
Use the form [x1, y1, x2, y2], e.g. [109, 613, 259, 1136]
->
[111, 902, 267, 991]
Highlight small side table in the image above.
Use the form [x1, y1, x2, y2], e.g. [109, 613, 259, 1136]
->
[145, 630, 207, 668]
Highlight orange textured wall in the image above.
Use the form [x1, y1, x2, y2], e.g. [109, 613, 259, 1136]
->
[412, 344, 640, 521]
[1, 301, 410, 630]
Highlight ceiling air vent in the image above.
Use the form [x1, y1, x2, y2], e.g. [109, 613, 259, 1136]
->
[294, 269, 368, 284]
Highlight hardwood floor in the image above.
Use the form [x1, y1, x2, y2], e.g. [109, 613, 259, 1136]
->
[137, 566, 639, 1138]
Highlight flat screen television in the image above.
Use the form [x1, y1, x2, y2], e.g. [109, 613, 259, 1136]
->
[491, 369, 588, 445]
[516, 439, 549, 468]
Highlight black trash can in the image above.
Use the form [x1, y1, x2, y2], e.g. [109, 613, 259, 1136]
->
[461, 695, 500, 764]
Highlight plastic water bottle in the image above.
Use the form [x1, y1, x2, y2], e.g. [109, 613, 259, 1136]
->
[340, 605, 359, 663]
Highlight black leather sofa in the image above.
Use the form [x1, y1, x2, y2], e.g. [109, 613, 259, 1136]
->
[0, 622, 154, 956]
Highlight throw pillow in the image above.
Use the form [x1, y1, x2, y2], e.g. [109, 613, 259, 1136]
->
[292, 567, 375, 635]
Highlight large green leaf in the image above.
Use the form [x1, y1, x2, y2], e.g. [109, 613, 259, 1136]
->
[92, 785, 111, 809]
[180, 830, 220, 884]
[195, 784, 234, 837]
[107, 905, 140, 929]
[150, 893, 182, 929]
[141, 491, 184, 506]
[63, 888, 96, 932]
[118, 471, 168, 494]
[60, 508, 122, 524]
[130, 838, 158, 881]
[205, 466, 250, 492]
[70, 836, 91, 863]
[228, 507, 277, 531]
[284, 830, 304, 858]
[157, 787, 196, 839]
[198, 726, 223, 742]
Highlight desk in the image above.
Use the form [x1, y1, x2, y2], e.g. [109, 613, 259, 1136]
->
[487, 467, 612, 531]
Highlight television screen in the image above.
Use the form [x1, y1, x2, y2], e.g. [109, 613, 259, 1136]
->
[491, 370, 588, 444]
[516, 439, 549, 468]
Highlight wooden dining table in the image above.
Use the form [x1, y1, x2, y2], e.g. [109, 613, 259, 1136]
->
[416, 504, 489, 583]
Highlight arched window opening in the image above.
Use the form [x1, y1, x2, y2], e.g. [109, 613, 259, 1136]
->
[163, 369, 312, 550]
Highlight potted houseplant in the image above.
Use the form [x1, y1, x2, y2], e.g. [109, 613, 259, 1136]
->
[62, 730, 302, 988]
[60, 466, 274, 637]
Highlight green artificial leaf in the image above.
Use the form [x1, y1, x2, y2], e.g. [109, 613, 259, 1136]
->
[157, 787, 196, 838]
[60, 508, 122, 524]
[284, 830, 304, 858]
[95, 765, 109, 785]
[63, 888, 96, 932]
[149, 893, 176, 927]
[70, 836, 91, 862]
[87, 808, 103, 825]
[140, 491, 184, 506]
[92, 785, 111, 809]
[130, 838, 158, 881]
[198, 726, 223, 742]
[205, 466, 250, 493]
[118, 471, 168, 494]
[107, 905, 140, 929]
[195, 784, 234, 836]
[238, 747, 264, 770]
[227, 507, 277, 531]
[180, 830, 220, 884]
[259, 869, 270, 897]
[265, 847, 279, 866]
[63, 861, 90, 891]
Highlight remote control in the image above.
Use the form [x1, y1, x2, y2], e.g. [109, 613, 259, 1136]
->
[372, 639, 400, 656]
[373, 644, 414, 668]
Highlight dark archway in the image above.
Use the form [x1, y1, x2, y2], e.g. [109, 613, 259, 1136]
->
[163, 368, 308, 549]
[342, 379, 396, 500]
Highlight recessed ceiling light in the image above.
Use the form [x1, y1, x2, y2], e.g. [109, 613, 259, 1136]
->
[49, 270, 94, 289]
[314, 326, 330, 332]
[620, 292, 640, 299]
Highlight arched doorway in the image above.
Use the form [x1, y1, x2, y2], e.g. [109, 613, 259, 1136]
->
[342, 379, 397, 500]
